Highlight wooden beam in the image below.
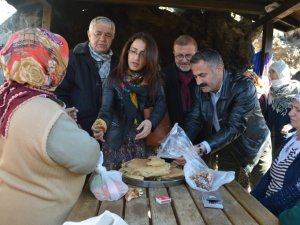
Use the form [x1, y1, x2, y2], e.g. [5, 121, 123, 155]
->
[260, 21, 273, 76]
[253, 0, 300, 30]
[75, 0, 265, 15]
[41, 3, 52, 30]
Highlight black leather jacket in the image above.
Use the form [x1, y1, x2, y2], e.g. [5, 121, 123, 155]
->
[184, 70, 270, 164]
[99, 78, 166, 151]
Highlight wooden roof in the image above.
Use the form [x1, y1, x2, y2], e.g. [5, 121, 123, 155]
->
[8, 0, 300, 32]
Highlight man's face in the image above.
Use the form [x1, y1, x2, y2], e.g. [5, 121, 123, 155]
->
[88, 22, 114, 54]
[173, 43, 197, 72]
[191, 60, 223, 93]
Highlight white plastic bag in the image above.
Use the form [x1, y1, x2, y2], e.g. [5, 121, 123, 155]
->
[157, 123, 235, 192]
[90, 152, 128, 201]
[184, 159, 235, 192]
[63, 210, 128, 225]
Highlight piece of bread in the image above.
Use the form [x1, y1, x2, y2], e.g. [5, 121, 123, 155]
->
[125, 187, 143, 201]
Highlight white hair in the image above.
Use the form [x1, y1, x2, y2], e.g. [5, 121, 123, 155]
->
[88, 16, 115, 36]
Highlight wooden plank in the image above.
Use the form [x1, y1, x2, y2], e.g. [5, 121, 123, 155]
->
[124, 187, 149, 225]
[218, 187, 258, 225]
[253, 0, 300, 29]
[149, 187, 177, 225]
[98, 198, 124, 217]
[225, 181, 279, 225]
[189, 186, 232, 225]
[78, 0, 265, 15]
[169, 185, 205, 225]
[66, 183, 100, 221]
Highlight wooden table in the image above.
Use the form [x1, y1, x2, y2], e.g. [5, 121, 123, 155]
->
[66, 181, 279, 225]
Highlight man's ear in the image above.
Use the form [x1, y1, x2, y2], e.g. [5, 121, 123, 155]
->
[216, 64, 223, 73]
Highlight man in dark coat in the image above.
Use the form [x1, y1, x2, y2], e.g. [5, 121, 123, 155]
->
[182, 48, 272, 189]
[55, 16, 118, 136]
[162, 35, 197, 128]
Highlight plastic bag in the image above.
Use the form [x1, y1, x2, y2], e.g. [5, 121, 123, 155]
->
[90, 152, 128, 201]
[184, 159, 235, 192]
[157, 123, 235, 192]
[157, 123, 202, 162]
[63, 210, 128, 225]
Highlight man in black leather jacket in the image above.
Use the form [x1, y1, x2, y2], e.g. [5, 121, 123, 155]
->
[55, 16, 118, 136]
[183, 49, 272, 189]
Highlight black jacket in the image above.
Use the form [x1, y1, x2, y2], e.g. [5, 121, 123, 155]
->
[99, 78, 166, 151]
[184, 70, 270, 165]
[162, 63, 197, 127]
[55, 41, 118, 135]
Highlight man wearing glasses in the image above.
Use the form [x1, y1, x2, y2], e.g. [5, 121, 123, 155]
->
[55, 16, 118, 136]
[163, 35, 198, 129]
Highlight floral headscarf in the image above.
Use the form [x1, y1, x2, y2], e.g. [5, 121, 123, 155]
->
[0, 27, 69, 90]
[0, 28, 69, 137]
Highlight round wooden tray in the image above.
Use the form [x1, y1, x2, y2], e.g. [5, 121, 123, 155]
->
[122, 175, 185, 188]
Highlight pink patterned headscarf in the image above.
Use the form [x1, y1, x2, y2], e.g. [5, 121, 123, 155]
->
[0, 28, 69, 137]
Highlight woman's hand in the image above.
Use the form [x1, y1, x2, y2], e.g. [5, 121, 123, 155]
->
[91, 121, 105, 142]
[281, 124, 293, 135]
[65, 107, 78, 121]
[135, 119, 152, 140]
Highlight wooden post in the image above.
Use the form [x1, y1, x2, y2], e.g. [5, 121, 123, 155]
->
[42, 2, 52, 30]
[260, 21, 273, 75]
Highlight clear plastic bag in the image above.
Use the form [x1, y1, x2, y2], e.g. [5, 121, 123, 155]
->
[157, 123, 235, 192]
[157, 123, 202, 162]
[90, 152, 128, 201]
[184, 159, 235, 192]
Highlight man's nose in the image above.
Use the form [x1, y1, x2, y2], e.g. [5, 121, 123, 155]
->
[195, 76, 202, 85]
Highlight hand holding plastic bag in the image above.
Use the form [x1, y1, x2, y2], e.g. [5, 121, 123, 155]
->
[157, 123, 235, 192]
[90, 152, 128, 201]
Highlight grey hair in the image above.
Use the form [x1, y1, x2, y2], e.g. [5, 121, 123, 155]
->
[190, 48, 224, 70]
[88, 16, 115, 36]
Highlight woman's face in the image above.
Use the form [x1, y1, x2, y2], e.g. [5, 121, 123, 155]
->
[268, 69, 278, 81]
[127, 39, 146, 72]
[289, 99, 300, 131]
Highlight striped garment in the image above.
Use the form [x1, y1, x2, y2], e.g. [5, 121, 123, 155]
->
[266, 135, 300, 196]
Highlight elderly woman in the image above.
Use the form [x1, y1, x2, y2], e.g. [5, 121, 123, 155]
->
[251, 93, 300, 217]
[267, 61, 300, 156]
[0, 28, 100, 225]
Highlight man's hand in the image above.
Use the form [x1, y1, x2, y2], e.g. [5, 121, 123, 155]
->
[65, 107, 78, 121]
[195, 143, 207, 156]
[91, 121, 105, 142]
[174, 156, 186, 166]
[135, 119, 152, 140]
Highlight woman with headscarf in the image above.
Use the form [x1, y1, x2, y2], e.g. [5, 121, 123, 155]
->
[0, 28, 100, 225]
[251, 93, 300, 217]
[91, 32, 166, 169]
[267, 61, 300, 157]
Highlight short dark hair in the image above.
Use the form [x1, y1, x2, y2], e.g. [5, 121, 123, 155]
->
[190, 48, 224, 69]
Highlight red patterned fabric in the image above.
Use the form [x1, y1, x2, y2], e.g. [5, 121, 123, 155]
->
[0, 28, 68, 137]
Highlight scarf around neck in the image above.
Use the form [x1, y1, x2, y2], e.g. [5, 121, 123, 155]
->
[121, 70, 148, 124]
[89, 43, 113, 81]
[0, 81, 55, 137]
[268, 80, 300, 116]
[178, 69, 194, 112]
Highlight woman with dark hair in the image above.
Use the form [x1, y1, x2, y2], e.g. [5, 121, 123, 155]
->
[92, 32, 166, 169]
